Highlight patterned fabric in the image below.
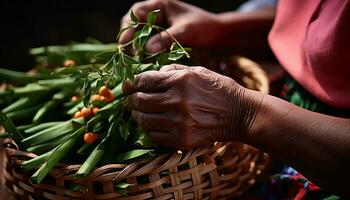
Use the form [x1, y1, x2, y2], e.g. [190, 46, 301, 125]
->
[240, 76, 349, 199]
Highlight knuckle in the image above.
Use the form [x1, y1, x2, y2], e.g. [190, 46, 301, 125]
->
[194, 66, 207, 72]
[134, 111, 145, 127]
[134, 93, 142, 108]
[132, 2, 143, 10]
[136, 73, 150, 89]
[174, 70, 192, 85]
[121, 15, 129, 25]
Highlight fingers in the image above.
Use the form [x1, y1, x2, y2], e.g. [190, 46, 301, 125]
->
[145, 25, 186, 53]
[119, 0, 164, 44]
[122, 70, 175, 95]
[148, 131, 178, 148]
[128, 92, 170, 112]
[131, 110, 175, 131]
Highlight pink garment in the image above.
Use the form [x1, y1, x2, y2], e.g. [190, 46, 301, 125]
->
[269, 0, 350, 109]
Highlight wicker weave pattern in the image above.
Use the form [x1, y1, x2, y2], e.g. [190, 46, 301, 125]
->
[4, 141, 269, 200]
[2, 56, 270, 199]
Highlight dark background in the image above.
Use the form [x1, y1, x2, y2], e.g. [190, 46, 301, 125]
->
[0, 0, 246, 71]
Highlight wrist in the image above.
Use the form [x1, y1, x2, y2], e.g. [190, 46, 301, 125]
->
[218, 82, 265, 143]
[241, 89, 270, 144]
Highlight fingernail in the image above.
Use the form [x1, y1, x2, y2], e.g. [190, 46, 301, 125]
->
[146, 41, 161, 53]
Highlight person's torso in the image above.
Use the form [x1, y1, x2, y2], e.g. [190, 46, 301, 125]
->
[269, 0, 350, 109]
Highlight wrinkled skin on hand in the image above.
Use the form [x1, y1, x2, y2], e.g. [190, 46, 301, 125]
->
[119, 0, 223, 53]
[123, 64, 263, 150]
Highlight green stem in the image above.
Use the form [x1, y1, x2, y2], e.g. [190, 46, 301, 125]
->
[0, 112, 23, 148]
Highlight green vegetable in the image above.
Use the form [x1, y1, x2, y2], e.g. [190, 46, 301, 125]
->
[75, 138, 106, 177]
[6, 103, 43, 121]
[0, 112, 24, 148]
[21, 148, 57, 170]
[0, 68, 52, 84]
[24, 121, 63, 135]
[3, 96, 42, 113]
[115, 149, 153, 163]
[31, 126, 85, 184]
[21, 119, 83, 147]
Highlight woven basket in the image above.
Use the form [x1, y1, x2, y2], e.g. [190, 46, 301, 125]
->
[2, 55, 270, 200]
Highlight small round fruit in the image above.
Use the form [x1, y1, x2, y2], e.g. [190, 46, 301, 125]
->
[64, 59, 76, 67]
[91, 94, 101, 102]
[84, 132, 96, 144]
[92, 107, 100, 115]
[99, 86, 112, 97]
[80, 107, 92, 118]
[73, 111, 82, 118]
[100, 95, 114, 103]
[71, 96, 78, 102]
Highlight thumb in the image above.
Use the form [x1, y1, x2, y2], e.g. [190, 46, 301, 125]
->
[145, 25, 184, 53]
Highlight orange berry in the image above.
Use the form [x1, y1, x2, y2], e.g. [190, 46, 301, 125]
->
[84, 132, 96, 144]
[80, 107, 92, 118]
[91, 94, 101, 102]
[99, 86, 112, 97]
[73, 111, 82, 118]
[71, 96, 78, 102]
[64, 59, 76, 67]
[92, 107, 100, 115]
[100, 95, 114, 103]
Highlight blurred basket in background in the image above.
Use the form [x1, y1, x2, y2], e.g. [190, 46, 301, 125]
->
[2, 55, 270, 200]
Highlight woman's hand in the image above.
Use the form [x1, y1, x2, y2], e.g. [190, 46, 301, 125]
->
[123, 64, 263, 150]
[119, 0, 224, 53]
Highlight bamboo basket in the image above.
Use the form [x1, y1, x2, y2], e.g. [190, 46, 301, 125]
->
[1, 55, 270, 200]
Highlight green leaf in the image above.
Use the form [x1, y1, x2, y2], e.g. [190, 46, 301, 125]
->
[123, 54, 139, 65]
[119, 124, 130, 141]
[130, 10, 139, 23]
[94, 50, 116, 62]
[103, 55, 116, 72]
[111, 82, 123, 97]
[146, 9, 160, 25]
[82, 78, 92, 107]
[125, 65, 134, 81]
[67, 101, 84, 115]
[138, 25, 152, 47]
[168, 42, 188, 61]
[138, 63, 154, 72]
[114, 64, 125, 81]
[115, 149, 153, 163]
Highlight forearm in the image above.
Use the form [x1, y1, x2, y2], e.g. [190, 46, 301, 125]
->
[246, 91, 350, 196]
[215, 7, 275, 52]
